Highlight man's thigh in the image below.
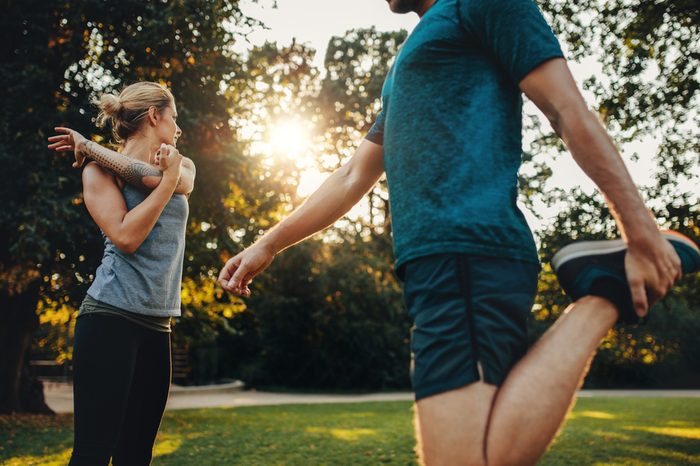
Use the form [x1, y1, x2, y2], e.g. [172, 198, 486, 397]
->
[416, 381, 497, 466]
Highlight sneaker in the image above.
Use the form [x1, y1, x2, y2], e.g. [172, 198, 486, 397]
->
[552, 230, 700, 324]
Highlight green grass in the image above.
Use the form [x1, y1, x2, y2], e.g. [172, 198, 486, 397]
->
[1, 398, 699, 465]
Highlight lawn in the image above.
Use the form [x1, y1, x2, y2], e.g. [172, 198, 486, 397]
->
[1, 398, 699, 465]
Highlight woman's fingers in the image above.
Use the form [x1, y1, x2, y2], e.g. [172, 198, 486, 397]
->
[165, 144, 179, 158]
[48, 142, 74, 151]
[160, 145, 181, 169]
[47, 133, 74, 153]
[48, 135, 72, 149]
[74, 152, 86, 168]
[48, 140, 71, 149]
[157, 144, 170, 169]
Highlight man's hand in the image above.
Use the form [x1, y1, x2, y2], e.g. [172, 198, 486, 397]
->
[625, 233, 682, 318]
[218, 242, 276, 297]
[47, 127, 88, 168]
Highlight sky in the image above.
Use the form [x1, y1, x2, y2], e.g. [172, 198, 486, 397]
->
[235, 0, 675, 232]
[237, 0, 418, 68]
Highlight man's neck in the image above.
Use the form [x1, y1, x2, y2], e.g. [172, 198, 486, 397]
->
[416, 0, 437, 17]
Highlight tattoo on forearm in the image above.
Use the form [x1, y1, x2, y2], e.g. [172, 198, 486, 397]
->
[122, 163, 163, 190]
[80, 141, 162, 191]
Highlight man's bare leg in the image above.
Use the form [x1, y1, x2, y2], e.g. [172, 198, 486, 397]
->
[486, 296, 616, 465]
[416, 382, 497, 465]
[415, 296, 617, 466]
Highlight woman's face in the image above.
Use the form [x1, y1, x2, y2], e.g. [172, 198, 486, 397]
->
[156, 103, 182, 147]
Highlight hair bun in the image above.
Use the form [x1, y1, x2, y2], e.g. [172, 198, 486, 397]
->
[96, 93, 122, 128]
[99, 93, 122, 117]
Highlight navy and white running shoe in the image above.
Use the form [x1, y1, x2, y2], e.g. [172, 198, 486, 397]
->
[552, 231, 700, 324]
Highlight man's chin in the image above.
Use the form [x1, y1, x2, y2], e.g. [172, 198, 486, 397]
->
[386, 0, 415, 14]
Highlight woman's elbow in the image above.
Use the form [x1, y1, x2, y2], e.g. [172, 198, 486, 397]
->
[113, 237, 141, 255]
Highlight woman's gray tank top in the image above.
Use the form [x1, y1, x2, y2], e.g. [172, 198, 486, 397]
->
[87, 184, 189, 317]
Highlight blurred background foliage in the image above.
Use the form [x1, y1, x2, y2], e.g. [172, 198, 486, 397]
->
[1, 0, 698, 413]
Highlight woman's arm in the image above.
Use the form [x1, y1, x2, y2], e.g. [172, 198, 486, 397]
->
[48, 127, 195, 195]
[82, 146, 183, 254]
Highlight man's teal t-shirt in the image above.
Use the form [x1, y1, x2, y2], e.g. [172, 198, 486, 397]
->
[366, 0, 564, 270]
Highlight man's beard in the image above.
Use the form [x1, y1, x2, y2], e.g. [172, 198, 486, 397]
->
[387, 0, 422, 14]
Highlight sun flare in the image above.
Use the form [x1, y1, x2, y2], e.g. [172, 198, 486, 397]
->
[268, 120, 308, 157]
[267, 119, 326, 197]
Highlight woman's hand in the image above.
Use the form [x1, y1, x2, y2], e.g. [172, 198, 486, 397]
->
[47, 127, 88, 168]
[155, 144, 183, 183]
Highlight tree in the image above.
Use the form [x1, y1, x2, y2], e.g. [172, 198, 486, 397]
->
[0, 1, 97, 414]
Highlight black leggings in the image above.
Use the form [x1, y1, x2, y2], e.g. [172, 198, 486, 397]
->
[69, 314, 171, 466]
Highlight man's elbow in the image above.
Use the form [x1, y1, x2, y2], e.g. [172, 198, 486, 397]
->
[552, 105, 599, 144]
[340, 164, 367, 200]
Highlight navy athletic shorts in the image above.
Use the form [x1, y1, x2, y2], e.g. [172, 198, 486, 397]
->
[400, 253, 540, 401]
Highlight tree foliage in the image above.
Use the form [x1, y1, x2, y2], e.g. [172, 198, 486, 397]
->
[0, 0, 264, 413]
[3, 1, 699, 408]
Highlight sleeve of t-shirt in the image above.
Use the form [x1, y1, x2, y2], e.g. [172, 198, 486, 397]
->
[459, 0, 564, 84]
[365, 107, 385, 145]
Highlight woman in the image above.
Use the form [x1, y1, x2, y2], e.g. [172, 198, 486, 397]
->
[47, 82, 195, 465]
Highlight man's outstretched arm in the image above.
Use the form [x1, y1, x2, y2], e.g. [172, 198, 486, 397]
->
[218, 139, 385, 296]
[48, 127, 194, 195]
[520, 57, 681, 316]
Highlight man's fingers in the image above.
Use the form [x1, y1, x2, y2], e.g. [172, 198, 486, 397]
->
[627, 270, 649, 317]
[218, 257, 238, 282]
[671, 258, 682, 281]
[229, 263, 249, 290]
[242, 273, 254, 289]
[628, 275, 648, 317]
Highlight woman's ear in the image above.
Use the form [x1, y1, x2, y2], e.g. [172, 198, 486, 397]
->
[147, 106, 158, 126]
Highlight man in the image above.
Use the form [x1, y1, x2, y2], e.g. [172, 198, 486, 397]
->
[219, 0, 700, 464]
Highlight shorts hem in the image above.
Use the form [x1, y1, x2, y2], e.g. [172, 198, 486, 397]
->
[414, 374, 482, 402]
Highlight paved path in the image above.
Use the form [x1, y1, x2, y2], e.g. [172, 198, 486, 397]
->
[42, 381, 700, 414]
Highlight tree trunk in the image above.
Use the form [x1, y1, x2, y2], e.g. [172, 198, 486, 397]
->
[0, 281, 53, 414]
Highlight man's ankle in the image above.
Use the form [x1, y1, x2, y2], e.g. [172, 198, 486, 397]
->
[567, 295, 619, 324]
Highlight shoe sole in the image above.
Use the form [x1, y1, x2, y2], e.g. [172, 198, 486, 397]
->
[552, 231, 700, 271]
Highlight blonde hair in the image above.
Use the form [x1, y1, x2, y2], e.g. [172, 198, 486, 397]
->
[96, 82, 175, 145]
